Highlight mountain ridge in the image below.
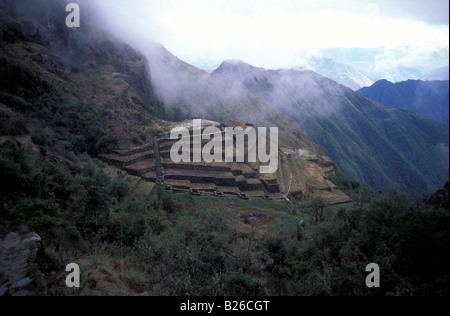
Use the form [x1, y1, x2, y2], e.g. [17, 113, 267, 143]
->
[0, 0, 448, 297]
[209, 59, 449, 193]
[358, 79, 450, 126]
[0, 0, 347, 205]
[303, 57, 374, 91]
[145, 46, 324, 153]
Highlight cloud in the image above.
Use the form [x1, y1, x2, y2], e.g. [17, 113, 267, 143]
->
[399, 45, 450, 68]
[366, 2, 380, 24]
[374, 44, 449, 74]
[374, 48, 397, 72]
[91, 0, 449, 71]
[153, 8, 448, 68]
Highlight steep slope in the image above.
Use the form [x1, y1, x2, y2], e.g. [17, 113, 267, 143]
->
[0, 0, 168, 151]
[1, 0, 447, 297]
[145, 47, 322, 153]
[357, 80, 449, 126]
[0, 0, 347, 207]
[305, 57, 374, 91]
[0, 0, 175, 295]
[212, 60, 449, 193]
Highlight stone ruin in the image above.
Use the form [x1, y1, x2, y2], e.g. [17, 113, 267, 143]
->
[100, 120, 281, 199]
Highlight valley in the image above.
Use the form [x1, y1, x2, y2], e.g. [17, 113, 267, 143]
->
[0, 0, 448, 297]
[146, 54, 448, 193]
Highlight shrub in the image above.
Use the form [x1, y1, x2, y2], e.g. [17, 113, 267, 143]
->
[50, 101, 117, 155]
[0, 92, 34, 112]
[109, 178, 131, 201]
[221, 271, 268, 296]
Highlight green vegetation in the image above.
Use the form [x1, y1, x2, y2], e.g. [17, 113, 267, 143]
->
[45, 100, 118, 155]
[214, 63, 449, 194]
[1, 141, 448, 295]
[0, 57, 62, 110]
[298, 94, 449, 194]
[328, 162, 361, 194]
[0, 0, 447, 296]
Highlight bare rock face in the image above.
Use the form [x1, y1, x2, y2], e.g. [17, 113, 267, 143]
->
[0, 232, 42, 296]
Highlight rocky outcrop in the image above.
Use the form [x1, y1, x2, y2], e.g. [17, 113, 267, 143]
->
[423, 182, 450, 209]
[0, 232, 43, 296]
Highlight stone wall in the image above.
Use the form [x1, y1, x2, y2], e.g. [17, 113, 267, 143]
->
[124, 165, 156, 177]
[163, 163, 231, 173]
[101, 128, 279, 198]
[99, 152, 155, 168]
[112, 144, 154, 157]
[262, 179, 280, 193]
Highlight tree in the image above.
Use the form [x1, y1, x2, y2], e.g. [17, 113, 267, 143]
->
[309, 197, 329, 224]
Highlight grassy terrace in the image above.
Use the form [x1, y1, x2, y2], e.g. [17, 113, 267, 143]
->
[163, 160, 232, 170]
[190, 183, 217, 191]
[160, 148, 225, 157]
[246, 178, 263, 185]
[101, 164, 155, 195]
[164, 169, 235, 179]
[142, 171, 157, 181]
[165, 179, 191, 188]
[112, 143, 153, 156]
[245, 190, 267, 197]
[247, 162, 260, 170]
[309, 189, 352, 205]
[160, 139, 257, 156]
[229, 162, 255, 174]
[100, 149, 155, 163]
[260, 171, 278, 181]
[100, 131, 286, 200]
[161, 159, 261, 176]
[216, 186, 242, 194]
[162, 160, 259, 176]
[125, 159, 156, 171]
[159, 138, 220, 149]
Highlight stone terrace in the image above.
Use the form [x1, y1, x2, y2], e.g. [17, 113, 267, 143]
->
[100, 120, 280, 199]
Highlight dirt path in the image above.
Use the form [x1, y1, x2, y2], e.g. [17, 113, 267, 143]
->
[128, 178, 143, 195]
[278, 154, 286, 193]
[278, 155, 293, 202]
[153, 137, 164, 186]
[286, 173, 293, 195]
[283, 173, 293, 202]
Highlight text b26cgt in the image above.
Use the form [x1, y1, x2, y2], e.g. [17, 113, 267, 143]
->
[224, 301, 270, 311]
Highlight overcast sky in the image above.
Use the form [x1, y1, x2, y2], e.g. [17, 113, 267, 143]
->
[95, 0, 449, 71]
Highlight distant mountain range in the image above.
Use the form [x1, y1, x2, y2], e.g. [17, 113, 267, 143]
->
[358, 79, 449, 126]
[369, 66, 424, 84]
[209, 60, 449, 193]
[304, 57, 374, 91]
[193, 58, 449, 91]
[0, 0, 448, 297]
[145, 48, 320, 152]
[190, 57, 375, 90]
[1, 0, 447, 194]
[145, 54, 449, 193]
[422, 66, 450, 81]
